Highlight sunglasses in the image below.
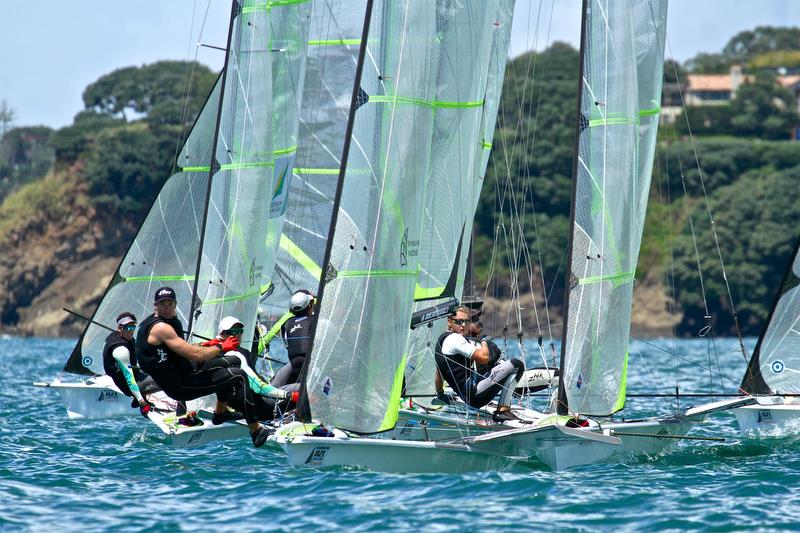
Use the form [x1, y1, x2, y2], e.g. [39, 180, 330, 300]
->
[123, 325, 136, 332]
[225, 327, 244, 335]
[450, 318, 469, 326]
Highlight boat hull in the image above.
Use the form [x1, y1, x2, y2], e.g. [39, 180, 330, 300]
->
[277, 423, 533, 473]
[35, 377, 135, 419]
[731, 397, 800, 432]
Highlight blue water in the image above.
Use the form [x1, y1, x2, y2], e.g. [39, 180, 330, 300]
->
[4, 336, 800, 531]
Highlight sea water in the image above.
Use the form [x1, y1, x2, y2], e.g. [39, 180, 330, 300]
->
[3, 336, 800, 531]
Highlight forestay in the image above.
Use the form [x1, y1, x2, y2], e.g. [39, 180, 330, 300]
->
[741, 238, 800, 395]
[404, 1, 515, 401]
[558, 0, 667, 416]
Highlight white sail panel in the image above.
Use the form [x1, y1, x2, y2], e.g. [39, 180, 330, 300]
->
[745, 248, 800, 394]
[65, 79, 222, 375]
[305, 0, 440, 433]
[263, 1, 365, 321]
[405, 1, 515, 399]
[561, 0, 667, 416]
[193, 2, 310, 340]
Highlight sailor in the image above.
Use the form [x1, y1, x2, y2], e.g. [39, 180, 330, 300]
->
[434, 305, 525, 422]
[270, 289, 315, 388]
[201, 316, 298, 406]
[466, 313, 502, 376]
[136, 287, 273, 447]
[101, 312, 157, 416]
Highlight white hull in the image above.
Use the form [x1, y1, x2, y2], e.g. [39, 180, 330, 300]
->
[35, 376, 135, 419]
[277, 423, 532, 473]
[731, 396, 800, 433]
[146, 409, 252, 448]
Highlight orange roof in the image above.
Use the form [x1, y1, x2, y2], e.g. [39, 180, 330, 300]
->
[778, 75, 800, 87]
[687, 74, 736, 92]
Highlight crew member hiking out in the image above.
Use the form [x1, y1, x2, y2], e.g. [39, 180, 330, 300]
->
[434, 305, 525, 422]
[135, 287, 273, 447]
[102, 312, 158, 416]
[270, 289, 315, 389]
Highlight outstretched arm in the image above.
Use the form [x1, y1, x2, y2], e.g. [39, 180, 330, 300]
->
[150, 322, 222, 363]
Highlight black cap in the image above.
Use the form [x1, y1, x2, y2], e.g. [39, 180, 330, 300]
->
[154, 287, 177, 303]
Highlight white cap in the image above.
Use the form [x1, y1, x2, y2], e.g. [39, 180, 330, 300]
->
[290, 290, 313, 313]
[218, 316, 244, 334]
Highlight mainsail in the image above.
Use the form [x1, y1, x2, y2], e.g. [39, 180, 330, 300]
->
[64, 0, 310, 375]
[303, 0, 445, 434]
[740, 237, 800, 395]
[556, 0, 668, 416]
[189, 0, 311, 339]
[404, 1, 516, 400]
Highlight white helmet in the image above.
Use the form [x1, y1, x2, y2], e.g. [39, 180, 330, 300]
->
[290, 290, 314, 313]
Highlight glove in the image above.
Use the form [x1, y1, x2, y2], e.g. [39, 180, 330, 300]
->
[290, 390, 299, 404]
[219, 336, 239, 353]
[200, 338, 222, 347]
[138, 399, 154, 417]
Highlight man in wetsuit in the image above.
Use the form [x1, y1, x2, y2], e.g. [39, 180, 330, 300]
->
[102, 312, 158, 416]
[136, 287, 273, 447]
[434, 305, 525, 422]
[270, 289, 314, 389]
[204, 316, 298, 406]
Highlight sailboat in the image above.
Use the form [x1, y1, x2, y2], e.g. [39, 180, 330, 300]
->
[717, 234, 800, 432]
[35, 0, 312, 448]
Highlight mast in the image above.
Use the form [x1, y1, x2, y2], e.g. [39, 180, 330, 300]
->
[297, 0, 375, 422]
[556, 0, 589, 416]
[187, 0, 240, 337]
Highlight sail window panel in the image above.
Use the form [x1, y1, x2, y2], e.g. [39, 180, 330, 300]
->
[758, 252, 800, 393]
[561, 0, 667, 416]
[305, 0, 440, 433]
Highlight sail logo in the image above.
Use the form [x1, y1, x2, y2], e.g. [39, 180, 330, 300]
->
[248, 257, 263, 287]
[771, 360, 785, 374]
[400, 228, 408, 266]
[305, 446, 329, 466]
[269, 156, 295, 218]
[322, 377, 333, 397]
[97, 390, 120, 402]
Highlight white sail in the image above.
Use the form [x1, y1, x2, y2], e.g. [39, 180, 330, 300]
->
[304, 0, 442, 433]
[191, 1, 311, 340]
[559, 0, 667, 416]
[405, 1, 516, 400]
[741, 243, 800, 394]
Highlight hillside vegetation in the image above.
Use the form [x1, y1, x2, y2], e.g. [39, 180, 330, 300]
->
[2, 26, 800, 337]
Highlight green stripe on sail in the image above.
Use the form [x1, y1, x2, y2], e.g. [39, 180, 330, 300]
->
[378, 354, 407, 432]
[203, 287, 262, 305]
[481, 140, 492, 149]
[414, 284, 444, 300]
[588, 115, 639, 127]
[611, 350, 629, 413]
[577, 270, 634, 287]
[308, 38, 365, 46]
[293, 167, 339, 175]
[242, 0, 310, 13]
[369, 95, 483, 109]
[279, 234, 322, 280]
[182, 166, 211, 173]
[338, 269, 417, 278]
[220, 161, 274, 171]
[273, 145, 297, 156]
[639, 106, 661, 117]
[124, 275, 196, 282]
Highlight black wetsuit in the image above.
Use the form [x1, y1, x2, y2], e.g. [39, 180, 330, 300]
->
[435, 332, 524, 408]
[271, 315, 310, 387]
[136, 314, 277, 423]
[102, 331, 136, 397]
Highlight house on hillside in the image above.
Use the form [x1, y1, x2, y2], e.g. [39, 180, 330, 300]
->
[661, 64, 800, 131]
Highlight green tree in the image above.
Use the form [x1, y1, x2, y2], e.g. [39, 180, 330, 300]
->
[730, 75, 799, 139]
[723, 26, 800, 64]
[0, 100, 15, 137]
